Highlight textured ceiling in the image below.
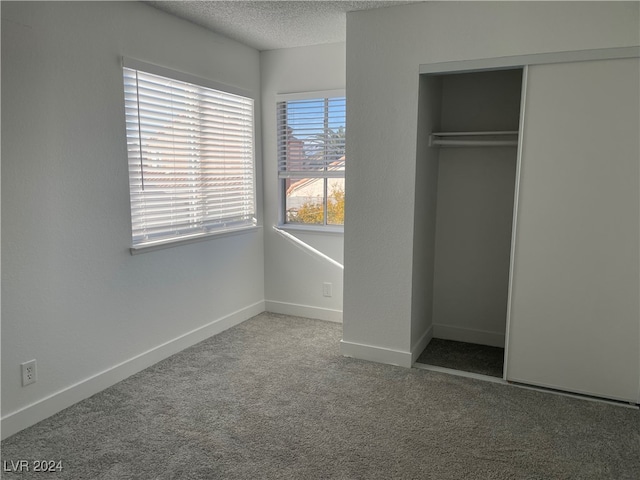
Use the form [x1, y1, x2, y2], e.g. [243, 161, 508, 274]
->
[145, 1, 420, 51]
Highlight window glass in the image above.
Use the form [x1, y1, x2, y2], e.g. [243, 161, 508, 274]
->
[277, 96, 345, 228]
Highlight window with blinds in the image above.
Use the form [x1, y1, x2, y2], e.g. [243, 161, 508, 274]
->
[123, 62, 256, 250]
[277, 94, 346, 227]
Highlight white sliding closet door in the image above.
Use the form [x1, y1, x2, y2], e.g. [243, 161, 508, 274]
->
[506, 57, 640, 402]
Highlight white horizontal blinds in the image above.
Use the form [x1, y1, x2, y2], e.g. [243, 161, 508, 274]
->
[123, 67, 256, 246]
[277, 97, 346, 179]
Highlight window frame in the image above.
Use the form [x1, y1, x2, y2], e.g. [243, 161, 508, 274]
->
[122, 58, 259, 253]
[276, 90, 346, 233]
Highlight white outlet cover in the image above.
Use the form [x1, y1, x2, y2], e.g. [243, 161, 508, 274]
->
[21, 360, 37, 386]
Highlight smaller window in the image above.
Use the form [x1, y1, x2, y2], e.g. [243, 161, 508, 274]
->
[123, 61, 256, 250]
[277, 94, 346, 229]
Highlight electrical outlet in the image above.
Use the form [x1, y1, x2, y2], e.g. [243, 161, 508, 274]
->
[21, 360, 37, 387]
[323, 282, 333, 297]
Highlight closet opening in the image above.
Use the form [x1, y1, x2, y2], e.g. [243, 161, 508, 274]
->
[413, 67, 524, 379]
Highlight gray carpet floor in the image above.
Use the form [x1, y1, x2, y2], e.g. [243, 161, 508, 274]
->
[416, 338, 505, 378]
[2, 312, 639, 479]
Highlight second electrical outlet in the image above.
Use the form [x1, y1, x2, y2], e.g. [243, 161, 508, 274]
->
[323, 282, 332, 297]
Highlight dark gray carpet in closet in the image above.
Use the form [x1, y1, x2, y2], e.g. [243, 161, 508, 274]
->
[416, 338, 505, 378]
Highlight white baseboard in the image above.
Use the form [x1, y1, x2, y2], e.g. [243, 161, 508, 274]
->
[265, 300, 342, 323]
[340, 339, 412, 368]
[1, 301, 265, 440]
[411, 325, 433, 363]
[433, 324, 505, 348]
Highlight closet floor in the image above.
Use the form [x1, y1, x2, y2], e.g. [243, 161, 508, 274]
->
[415, 338, 504, 378]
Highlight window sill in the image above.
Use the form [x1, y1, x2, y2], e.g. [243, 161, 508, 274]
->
[276, 224, 344, 235]
[130, 225, 262, 255]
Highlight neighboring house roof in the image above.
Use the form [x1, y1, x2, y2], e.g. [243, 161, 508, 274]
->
[286, 158, 345, 197]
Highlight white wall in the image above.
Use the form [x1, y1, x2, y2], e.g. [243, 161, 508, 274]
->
[261, 43, 345, 322]
[342, 1, 640, 367]
[1, 1, 264, 438]
[409, 75, 441, 362]
[432, 147, 516, 347]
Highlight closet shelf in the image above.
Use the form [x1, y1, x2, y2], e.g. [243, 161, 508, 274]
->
[429, 131, 519, 147]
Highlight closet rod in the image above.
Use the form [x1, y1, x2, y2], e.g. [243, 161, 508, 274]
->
[429, 130, 519, 147]
[431, 130, 519, 137]
[431, 139, 518, 147]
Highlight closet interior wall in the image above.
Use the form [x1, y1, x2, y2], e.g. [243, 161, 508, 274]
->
[420, 69, 523, 357]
